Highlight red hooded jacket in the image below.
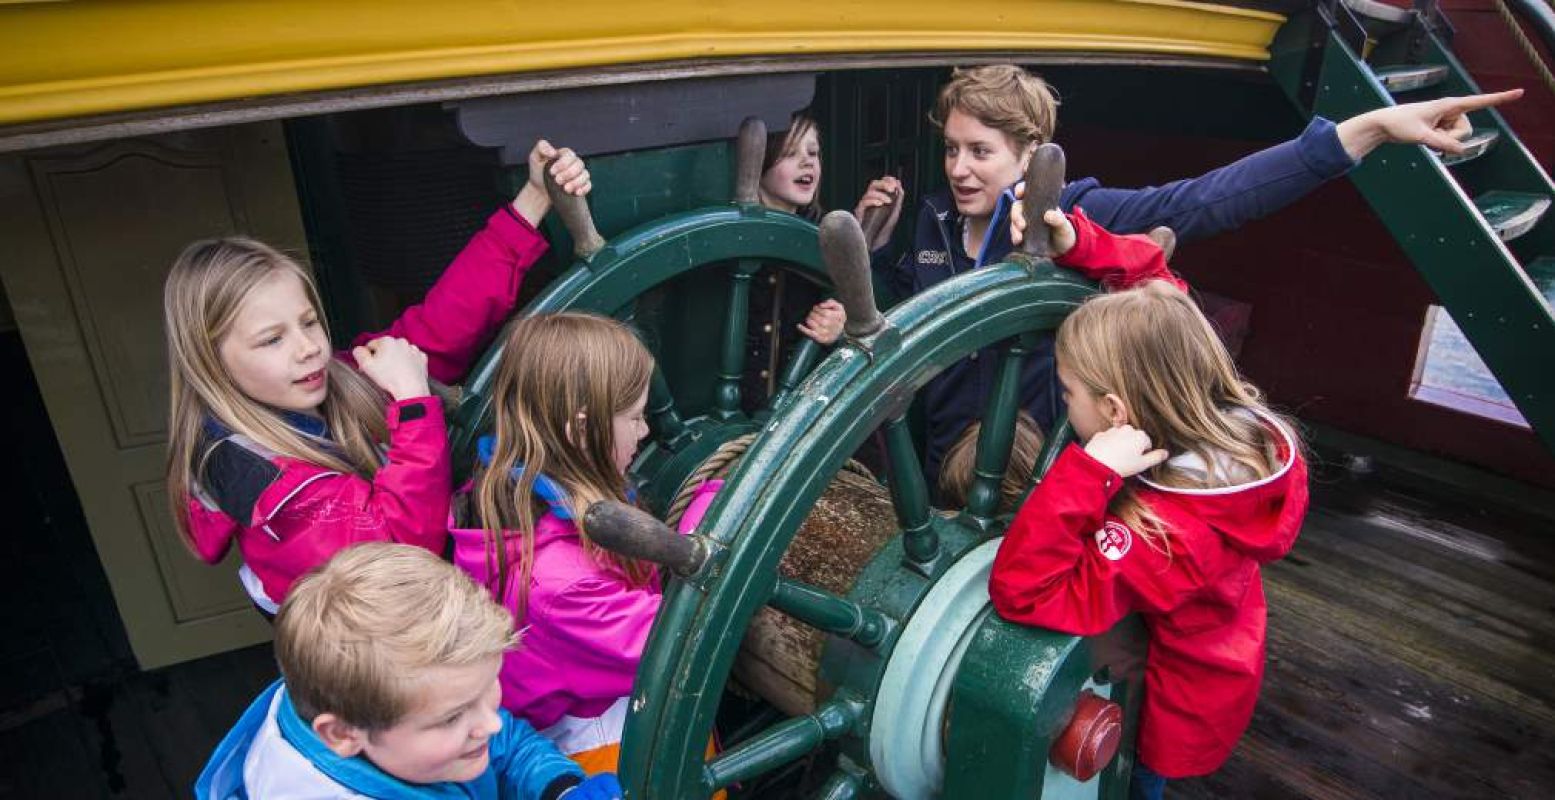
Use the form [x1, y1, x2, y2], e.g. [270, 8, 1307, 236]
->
[990, 410, 1307, 777]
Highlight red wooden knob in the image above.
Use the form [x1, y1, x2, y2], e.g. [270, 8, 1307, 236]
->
[1049, 690, 1124, 782]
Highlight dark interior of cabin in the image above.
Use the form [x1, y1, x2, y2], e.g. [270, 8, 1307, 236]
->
[3, 14, 1555, 797]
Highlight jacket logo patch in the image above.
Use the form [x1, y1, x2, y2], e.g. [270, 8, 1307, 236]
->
[1094, 521, 1132, 561]
[917, 250, 949, 266]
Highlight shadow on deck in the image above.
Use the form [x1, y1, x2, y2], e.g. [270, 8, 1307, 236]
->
[1174, 471, 1555, 799]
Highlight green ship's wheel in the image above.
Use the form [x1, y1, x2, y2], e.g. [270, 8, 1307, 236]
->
[451, 118, 833, 509]
[584, 146, 1150, 799]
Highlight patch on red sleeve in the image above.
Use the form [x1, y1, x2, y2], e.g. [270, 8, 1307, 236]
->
[1094, 521, 1133, 561]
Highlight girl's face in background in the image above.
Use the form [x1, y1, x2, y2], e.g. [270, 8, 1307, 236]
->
[759, 125, 821, 213]
[611, 387, 650, 475]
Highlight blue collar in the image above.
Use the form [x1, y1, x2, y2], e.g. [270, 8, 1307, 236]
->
[203, 409, 331, 443]
[971, 186, 1019, 270]
[476, 436, 576, 520]
[275, 684, 491, 799]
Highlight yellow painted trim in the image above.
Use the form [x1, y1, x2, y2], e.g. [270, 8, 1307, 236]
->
[0, 0, 1284, 126]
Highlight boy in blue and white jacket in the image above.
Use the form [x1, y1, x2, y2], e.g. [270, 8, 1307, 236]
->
[197, 542, 622, 800]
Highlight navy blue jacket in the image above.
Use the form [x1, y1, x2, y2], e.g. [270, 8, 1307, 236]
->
[873, 117, 1356, 486]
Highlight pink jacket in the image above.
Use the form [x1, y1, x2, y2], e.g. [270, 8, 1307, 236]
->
[186, 208, 548, 611]
[450, 479, 724, 729]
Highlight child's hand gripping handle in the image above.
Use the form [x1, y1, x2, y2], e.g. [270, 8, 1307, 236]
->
[583, 501, 713, 579]
[733, 116, 767, 205]
[543, 156, 605, 260]
[1020, 143, 1067, 260]
[858, 183, 903, 247]
[819, 210, 887, 340]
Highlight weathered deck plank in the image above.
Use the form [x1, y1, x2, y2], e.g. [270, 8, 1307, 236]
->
[1172, 481, 1555, 799]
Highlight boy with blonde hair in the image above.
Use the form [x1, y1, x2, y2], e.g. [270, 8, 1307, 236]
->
[197, 542, 622, 799]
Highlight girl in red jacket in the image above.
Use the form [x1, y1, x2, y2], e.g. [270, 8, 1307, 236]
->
[989, 278, 1309, 800]
[164, 141, 590, 615]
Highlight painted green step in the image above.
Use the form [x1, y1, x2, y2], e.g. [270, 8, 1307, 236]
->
[1440, 127, 1501, 167]
[1372, 64, 1450, 93]
[1474, 191, 1552, 242]
[1526, 257, 1555, 306]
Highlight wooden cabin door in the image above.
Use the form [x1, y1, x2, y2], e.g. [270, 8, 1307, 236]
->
[0, 123, 310, 668]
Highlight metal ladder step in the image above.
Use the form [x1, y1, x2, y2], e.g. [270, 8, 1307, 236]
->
[1525, 257, 1555, 305]
[1474, 191, 1553, 242]
[1341, 0, 1413, 24]
[1372, 64, 1451, 93]
[1441, 127, 1501, 167]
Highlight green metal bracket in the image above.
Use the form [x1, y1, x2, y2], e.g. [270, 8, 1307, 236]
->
[943, 614, 1146, 798]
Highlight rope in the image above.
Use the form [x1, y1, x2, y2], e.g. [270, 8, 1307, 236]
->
[1495, 0, 1555, 98]
[663, 433, 877, 530]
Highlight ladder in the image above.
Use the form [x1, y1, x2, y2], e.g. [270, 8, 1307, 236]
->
[1271, 0, 1555, 453]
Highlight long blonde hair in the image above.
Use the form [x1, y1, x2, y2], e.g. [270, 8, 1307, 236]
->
[472, 312, 656, 621]
[1055, 281, 1291, 553]
[165, 238, 389, 550]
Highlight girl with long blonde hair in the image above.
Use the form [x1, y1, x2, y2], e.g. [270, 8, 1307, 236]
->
[989, 279, 1309, 800]
[166, 141, 590, 615]
[449, 312, 660, 776]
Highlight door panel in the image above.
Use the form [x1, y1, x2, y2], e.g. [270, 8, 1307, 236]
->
[0, 122, 309, 668]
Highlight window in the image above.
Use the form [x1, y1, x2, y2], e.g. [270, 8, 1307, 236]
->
[1411, 306, 1528, 425]
[1411, 260, 1555, 426]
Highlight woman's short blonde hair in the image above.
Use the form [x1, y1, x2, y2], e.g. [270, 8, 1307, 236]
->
[932, 65, 1060, 146]
[275, 543, 518, 730]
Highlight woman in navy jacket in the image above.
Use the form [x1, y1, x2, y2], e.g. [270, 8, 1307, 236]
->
[856, 65, 1520, 484]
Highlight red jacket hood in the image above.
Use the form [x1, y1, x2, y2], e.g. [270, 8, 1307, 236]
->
[1137, 409, 1307, 564]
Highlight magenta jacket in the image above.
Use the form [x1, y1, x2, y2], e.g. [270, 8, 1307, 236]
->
[450, 479, 724, 731]
[185, 207, 548, 612]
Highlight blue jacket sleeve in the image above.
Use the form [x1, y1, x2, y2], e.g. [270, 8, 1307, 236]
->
[1061, 116, 1356, 244]
[488, 710, 585, 800]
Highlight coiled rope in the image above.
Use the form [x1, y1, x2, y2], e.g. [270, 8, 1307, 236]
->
[663, 433, 876, 530]
[1494, 0, 1555, 97]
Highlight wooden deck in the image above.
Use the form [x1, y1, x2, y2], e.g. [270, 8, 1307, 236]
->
[1, 458, 1552, 798]
[1174, 473, 1555, 799]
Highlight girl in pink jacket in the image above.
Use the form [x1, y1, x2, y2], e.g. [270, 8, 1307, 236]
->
[165, 141, 591, 615]
[450, 312, 671, 777]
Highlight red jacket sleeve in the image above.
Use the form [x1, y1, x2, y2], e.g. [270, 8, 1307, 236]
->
[989, 444, 1205, 635]
[261, 397, 452, 593]
[1054, 207, 1187, 292]
[352, 207, 549, 383]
